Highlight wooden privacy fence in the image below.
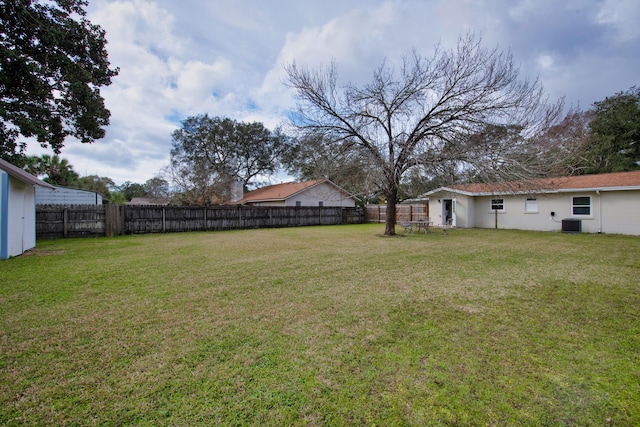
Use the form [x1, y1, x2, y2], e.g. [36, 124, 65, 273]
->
[36, 204, 364, 239]
[366, 204, 429, 223]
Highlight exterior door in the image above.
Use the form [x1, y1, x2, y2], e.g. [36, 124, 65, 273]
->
[442, 199, 456, 226]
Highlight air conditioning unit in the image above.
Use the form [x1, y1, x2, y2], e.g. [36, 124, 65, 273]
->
[562, 218, 581, 233]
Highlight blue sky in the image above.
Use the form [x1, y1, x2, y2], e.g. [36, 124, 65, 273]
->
[27, 0, 640, 185]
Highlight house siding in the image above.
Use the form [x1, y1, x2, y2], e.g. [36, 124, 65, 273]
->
[428, 193, 473, 228]
[599, 190, 640, 235]
[284, 181, 356, 207]
[251, 201, 286, 207]
[471, 194, 556, 231]
[465, 191, 640, 235]
[36, 186, 102, 205]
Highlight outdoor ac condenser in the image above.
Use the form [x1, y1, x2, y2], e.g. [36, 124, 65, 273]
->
[562, 218, 582, 233]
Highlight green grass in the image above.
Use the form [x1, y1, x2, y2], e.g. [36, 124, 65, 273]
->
[1, 225, 638, 426]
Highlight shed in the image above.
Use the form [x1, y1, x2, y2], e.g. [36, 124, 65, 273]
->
[0, 159, 55, 259]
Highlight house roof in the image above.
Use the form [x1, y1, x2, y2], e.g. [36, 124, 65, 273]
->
[0, 159, 55, 189]
[425, 170, 640, 196]
[237, 179, 355, 204]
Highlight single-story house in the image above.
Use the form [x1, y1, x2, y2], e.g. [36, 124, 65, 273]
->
[0, 159, 55, 259]
[423, 170, 640, 235]
[36, 185, 103, 205]
[236, 179, 358, 207]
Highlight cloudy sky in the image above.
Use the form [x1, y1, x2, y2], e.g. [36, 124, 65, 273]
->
[28, 0, 640, 185]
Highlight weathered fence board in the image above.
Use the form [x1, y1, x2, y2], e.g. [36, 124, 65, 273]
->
[36, 205, 365, 239]
[36, 205, 106, 238]
[366, 204, 429, 223]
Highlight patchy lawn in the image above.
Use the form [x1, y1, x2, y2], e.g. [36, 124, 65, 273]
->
[1, 225, 638, 426]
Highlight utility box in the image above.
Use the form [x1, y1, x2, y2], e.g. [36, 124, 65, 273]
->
[562, 218, 582, 233]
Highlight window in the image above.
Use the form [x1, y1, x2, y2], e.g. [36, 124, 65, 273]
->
[318, 201, 324, 207]
[525, 198, 538, 213]
[490, 198, 504, 212]
[295, 201, 301, 207]
[571, 196, 591, 216]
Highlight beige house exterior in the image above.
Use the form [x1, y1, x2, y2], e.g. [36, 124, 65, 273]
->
[237, 179, 358, 207]
[423, 171, 640, 235]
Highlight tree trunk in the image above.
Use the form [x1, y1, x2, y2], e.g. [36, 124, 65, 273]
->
[384, 186, 398, 236]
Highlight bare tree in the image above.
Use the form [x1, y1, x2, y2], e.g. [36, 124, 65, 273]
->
[285, 33, 563, 235]
[283, 132, 383, 203]
[533, 110, 593, 176]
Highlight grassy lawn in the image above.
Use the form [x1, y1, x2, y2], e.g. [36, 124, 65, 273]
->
[1, 224, 639, 426]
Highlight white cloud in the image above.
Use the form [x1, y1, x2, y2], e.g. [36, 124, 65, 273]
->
[256, 2, 405, 121]
[537, 54, 555, 70]
[22, 0, 640, 185]
[73, 0, 248, 183]
[597, 0, 640, 41]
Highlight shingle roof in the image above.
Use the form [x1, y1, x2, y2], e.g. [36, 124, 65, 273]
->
[237, 179, 326, 203]
[431, 170, 640, 195]
[0, 159, 55, 188]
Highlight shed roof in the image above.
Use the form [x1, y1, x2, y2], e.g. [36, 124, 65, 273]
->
[0, 159, 55, 188]
[425, 170, 640, 196]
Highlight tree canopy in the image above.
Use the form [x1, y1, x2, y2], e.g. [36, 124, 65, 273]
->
[168, 115, 297, 205]
[582, 86, 640, 173]
[283, 132, 382, 204]
[23, 154, 78, 186]
[286, 34, 563, 235]
[0, 0, 118, 162]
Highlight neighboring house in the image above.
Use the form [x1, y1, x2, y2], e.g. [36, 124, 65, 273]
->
[36, 185, 103, 205]
[127, 197, 170, 206]
[236, 179, 358, 207]
[423, 171, 640, 235]
[0, 159, 55, 259]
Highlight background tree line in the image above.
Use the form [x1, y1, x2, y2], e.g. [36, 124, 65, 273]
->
[17, 83, 640, 211]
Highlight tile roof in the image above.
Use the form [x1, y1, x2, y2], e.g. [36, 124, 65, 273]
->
[438, 170, 640, 195]
[0, 159, 55, 188]
[237, 179, 327, 203]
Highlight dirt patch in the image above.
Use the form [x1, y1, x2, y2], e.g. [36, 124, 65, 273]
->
[20, 249, 65, 257]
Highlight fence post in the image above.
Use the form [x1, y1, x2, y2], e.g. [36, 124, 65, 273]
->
[63, 208, 68, 238]
[104, 204, 122, 237]
[105, 205, 112, 237]
[162, 207, 166, 233]
[120, 205, 125, 235]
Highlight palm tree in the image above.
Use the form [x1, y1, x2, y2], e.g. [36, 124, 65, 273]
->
[34, 154, 79, 186]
